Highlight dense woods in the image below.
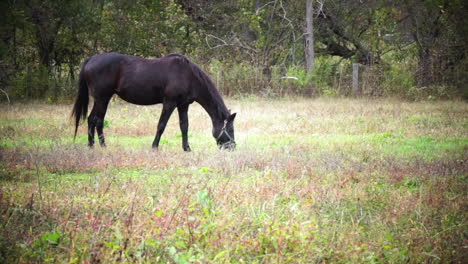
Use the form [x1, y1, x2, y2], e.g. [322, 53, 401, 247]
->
[1, 1, 467, 263]
[1, 0, 467, 101]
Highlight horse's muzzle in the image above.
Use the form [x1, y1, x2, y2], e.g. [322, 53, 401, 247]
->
[219, 141, 236, 150]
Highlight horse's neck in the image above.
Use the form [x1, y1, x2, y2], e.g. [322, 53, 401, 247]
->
[198, 96, 228, 124]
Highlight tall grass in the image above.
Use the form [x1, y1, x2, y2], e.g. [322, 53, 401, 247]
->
[204, 58, 463, 99]
[2, 56, 463, 104]
[0, 98, 467, 263]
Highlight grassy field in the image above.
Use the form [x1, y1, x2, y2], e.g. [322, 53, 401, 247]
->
[0, 98, 467, 263]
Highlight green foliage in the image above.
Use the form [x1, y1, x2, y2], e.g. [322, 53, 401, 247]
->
[99, 0, 197, 56]
[405, 85, 461, 101]
[33, 232, 62, 249]
[382, 63, 415, 95]
[285, 66, 313, 89]
[12, 66, 50, 99]
[1, 0, 466, 100]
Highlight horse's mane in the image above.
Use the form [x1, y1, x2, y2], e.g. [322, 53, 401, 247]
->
[167, 53, 229, 118]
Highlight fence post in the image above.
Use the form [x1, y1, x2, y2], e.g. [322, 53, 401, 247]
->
[338, 64, 343, 94]
[352, 63, 360, 97]
[217, 66, 223, 94]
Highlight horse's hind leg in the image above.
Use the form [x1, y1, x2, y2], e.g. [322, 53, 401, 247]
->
[87, 107, 97, 147]
[88, 97, 111, 147]
[177, 104, 191, 152]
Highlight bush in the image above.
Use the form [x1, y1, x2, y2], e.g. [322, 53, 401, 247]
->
[6, 56, 462, 102]
[381, 63, 415, 96]
[207, 60, 271, 96]
[405, 85, 460, 101]
[7, 65, 76, 102]
[11, 65, 50, 99]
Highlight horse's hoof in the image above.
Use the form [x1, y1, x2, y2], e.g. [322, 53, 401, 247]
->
[184, 146, 192, 152]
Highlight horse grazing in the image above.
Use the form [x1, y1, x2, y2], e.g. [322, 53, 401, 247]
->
[71, 52, 236, 151]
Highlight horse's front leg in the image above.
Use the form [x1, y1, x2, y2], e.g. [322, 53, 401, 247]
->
[152, 101, 176, 149]
[177, 104, 191, 152]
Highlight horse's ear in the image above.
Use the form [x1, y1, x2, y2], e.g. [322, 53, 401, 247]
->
[227, 113, 236, 122]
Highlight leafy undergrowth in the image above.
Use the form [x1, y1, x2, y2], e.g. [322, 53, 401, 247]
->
[0, 98, 467, 263]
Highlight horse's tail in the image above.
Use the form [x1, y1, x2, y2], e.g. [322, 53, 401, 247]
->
[71, 58, 90, 140]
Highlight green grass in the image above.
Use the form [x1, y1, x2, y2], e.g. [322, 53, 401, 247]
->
[0, 98, 467, 263]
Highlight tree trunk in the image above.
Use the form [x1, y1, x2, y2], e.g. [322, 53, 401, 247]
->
[305, 0, 314, 72]
[31, 7, 56, 72]
[416, 48, 433, 87]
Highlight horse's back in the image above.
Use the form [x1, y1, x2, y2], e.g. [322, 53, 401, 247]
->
[85, 52, 121, 68]
[84, 53, 146, 96]
[82, 53, 122, 98]
[82, 53, 198, 105]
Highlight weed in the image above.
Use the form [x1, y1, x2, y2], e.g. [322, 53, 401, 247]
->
[0, 98, 466, 263]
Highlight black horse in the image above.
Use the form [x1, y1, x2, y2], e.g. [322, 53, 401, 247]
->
[71, 52, 236, 151]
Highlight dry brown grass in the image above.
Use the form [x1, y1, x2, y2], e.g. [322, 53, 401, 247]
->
[0, 98, 467, 263]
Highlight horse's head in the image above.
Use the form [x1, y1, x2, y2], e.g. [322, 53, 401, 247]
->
[213, 113, 236, 150]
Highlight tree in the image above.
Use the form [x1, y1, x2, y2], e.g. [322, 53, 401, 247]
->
[315, 0, 380, 65]
[394, 0, 468, 88]
[1, 0, 466, 99]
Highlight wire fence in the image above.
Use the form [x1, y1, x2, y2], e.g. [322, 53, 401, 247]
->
[207, 63, 384, 97]
[3, 59, 464, 102]
[207, 61, 464, 99]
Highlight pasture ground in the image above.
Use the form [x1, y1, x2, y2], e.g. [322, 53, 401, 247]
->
[0, 98, 467, 263]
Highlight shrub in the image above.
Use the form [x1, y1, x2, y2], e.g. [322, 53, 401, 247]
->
[11, 65, 50, 99]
